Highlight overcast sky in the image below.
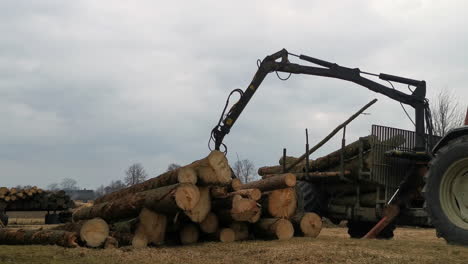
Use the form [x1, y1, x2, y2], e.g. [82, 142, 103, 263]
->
[1, 0, 467, 189]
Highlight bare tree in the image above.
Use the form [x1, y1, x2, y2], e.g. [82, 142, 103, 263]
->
[167, 163, 182, 172]
[60, 178, 78, 191]
[47, 183, 60, 191]
[233, 156, 256, 183]
[125, 163, 147, 186]
[431, 89, 465, 136]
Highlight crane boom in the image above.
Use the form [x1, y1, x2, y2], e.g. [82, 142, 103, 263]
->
[210, 49, 430, 152]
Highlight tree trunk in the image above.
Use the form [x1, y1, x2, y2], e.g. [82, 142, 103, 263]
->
[230, 222, 249, 241]
[199, 212, 218, 234]
[0, 229, 78, 247]
[185, 187, 211, 223]
[235, 174, 296, 192]
[95, 150, 230, 204]
[215, 195, 261, 223]
[254, 218, 294, 240]
[291, 212, 322, 238]
[216, 189, 261, 201]
[179, 223, 199, 244]
[104, 236, 119, 249]
[261, 188, 297, 218]
[80, 218, 110, 248]
[73, 183, 200, 222]
[219, 228, 235, 242]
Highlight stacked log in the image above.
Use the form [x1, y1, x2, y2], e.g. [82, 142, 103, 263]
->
[0, 187, 74, 211]
[0, 151, 325, 248]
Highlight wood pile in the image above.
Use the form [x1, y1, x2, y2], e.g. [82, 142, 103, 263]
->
[0, 187, 74, 211]
[0, 150, 323, 248]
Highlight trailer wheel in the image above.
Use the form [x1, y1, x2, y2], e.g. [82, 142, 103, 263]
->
[347, 221, 395, 239]
[424, 136, 468, 245]
[295, 181, 326, 215]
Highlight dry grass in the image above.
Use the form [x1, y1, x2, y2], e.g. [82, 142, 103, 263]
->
[0, 227, 467, 264]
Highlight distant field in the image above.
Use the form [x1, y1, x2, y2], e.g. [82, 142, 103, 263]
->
[0, 227, 467, 264]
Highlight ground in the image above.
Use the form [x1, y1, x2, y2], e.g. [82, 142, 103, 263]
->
[0, 227, 467, 264]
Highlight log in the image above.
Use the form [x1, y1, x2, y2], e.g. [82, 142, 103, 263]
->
[132, 224, 149, 248]
[236, 173, 296, 192]
[231, 178, 242, 191]
[215, 195, 261, 223]
[291, 212, 322, 238]
[94, 150, 230, 204]
[185, 187, 211, 223]
[179, 223, 199, 244]
[104, 236, 119, 249]
[0, 228, 78, 247]
[230, 222, 249, 241]
[255, 218, 294, 240]
[80, 218, 110, 248]
[109, 231, 133, 247]
[210, 186, 228, 198]
[218, 189, 262, 201]
[293, 171, 351, 181]
[199, 212, 219, 234]
[262, 188, 297, 218]
[138, 208, 167, 245]
[219, 228, 235, 242]
[73, 183, 200, 222]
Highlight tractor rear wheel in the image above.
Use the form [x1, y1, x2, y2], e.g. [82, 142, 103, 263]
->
[425, 136, 468, 245]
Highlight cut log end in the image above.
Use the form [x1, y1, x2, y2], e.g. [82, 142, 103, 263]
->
[300, 213, 322, 238]
[275, 219, 294, 240]
[132, 225, 148, 248]
[180, 224, 199, 244]
[177, 167, 198, 184]
[284, 173, 297, 187]
[175, 184, 200, 210]
[185, 187, 211, 223]
[207, 151, 232, 184]
[231, 178, 242, 191]
[139, 208, 167, 245]
[230, 222, 249, 241]
[200, 212, 219, 234]
[80, 218, 110, 248]
[267, 188, 297, 218]
[219, 228, 235, 242]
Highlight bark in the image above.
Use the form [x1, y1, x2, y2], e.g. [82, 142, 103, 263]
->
[230, 222, 249, 241]
[215, 195, 260, 223]
[104, 236, 119, 249]
[217, 189, 262, 201]
[95, 150, 230, 204]
[0, 228, 78, 247]
[73, 183, 200, 222]
[254, 218, 294, 240]
[237, 174, 296, 192]
[199, 212, 219, 234]
[179, 223, 199, 244]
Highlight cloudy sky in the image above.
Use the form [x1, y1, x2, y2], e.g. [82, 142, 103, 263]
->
[1, 0, 467, 189]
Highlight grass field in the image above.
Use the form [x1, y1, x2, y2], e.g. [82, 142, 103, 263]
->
[0, 227, 467, 264]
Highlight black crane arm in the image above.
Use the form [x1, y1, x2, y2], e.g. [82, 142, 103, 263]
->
[210, 49, 429, 152]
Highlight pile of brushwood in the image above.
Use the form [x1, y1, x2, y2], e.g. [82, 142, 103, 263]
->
[0, 151, 322, 248]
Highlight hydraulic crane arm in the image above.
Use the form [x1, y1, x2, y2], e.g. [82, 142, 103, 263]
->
[210, 49, 430, 152]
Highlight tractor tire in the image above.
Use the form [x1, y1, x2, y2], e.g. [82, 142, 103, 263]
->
[424, 135, 468, 245]
[295, 181, 326, 215]
[0, 213, 8, 226]
[347, 221, 395, 239]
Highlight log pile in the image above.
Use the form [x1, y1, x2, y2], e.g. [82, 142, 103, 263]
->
[0, 151, 323, 248]
[0, 187, 74, 211]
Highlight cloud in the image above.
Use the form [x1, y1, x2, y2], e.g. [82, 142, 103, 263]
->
[1, 0, 467, 188]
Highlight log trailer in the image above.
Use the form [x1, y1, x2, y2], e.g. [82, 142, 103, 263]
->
[209, 49, 468, 245]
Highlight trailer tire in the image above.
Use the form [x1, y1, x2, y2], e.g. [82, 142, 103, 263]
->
[424, 135, 468, 245]
[295, 181, 326, 215]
